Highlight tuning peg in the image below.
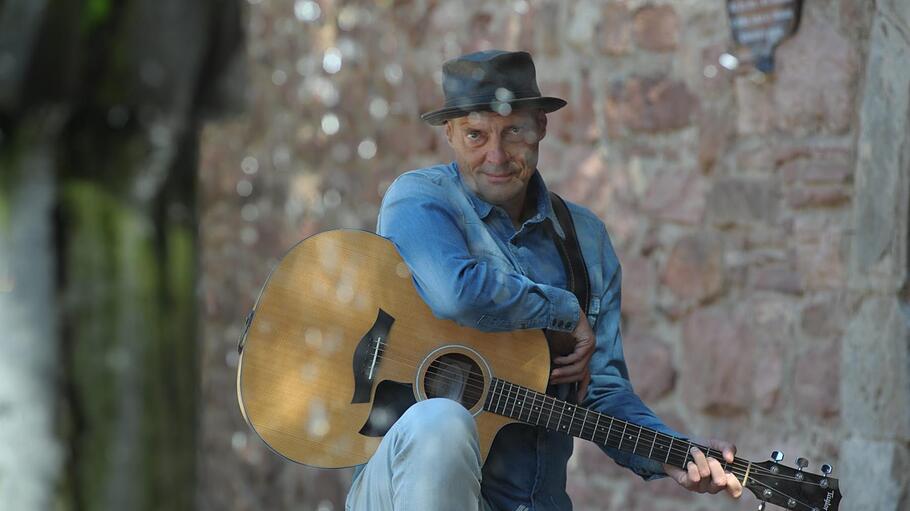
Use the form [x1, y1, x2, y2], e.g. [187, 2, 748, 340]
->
[793, 457, 808, 480]
[757, 501, 766, 511]
[819, 463, 833, 489]
[771, 450, 784, 462]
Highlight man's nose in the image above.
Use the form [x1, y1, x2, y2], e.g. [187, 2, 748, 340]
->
[485, 137, 507, 165]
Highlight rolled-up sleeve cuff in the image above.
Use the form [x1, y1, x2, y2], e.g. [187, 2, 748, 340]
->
[629, 457, 669, 481]
[544, 287, 580, 331]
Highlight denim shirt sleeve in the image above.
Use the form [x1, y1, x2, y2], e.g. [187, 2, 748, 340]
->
[376, 171, 580, 333]
[582, 225, 686, 481]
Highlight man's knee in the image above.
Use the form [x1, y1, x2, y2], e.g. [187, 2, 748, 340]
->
[392, 398, 478, 457]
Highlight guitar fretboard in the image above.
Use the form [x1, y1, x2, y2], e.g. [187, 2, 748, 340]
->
[483, 377, 733, 471]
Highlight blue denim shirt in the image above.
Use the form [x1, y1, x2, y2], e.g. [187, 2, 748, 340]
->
[376, 162, 678, 511]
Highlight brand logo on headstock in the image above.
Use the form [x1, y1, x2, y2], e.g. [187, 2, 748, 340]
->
[823, 490, 834, 510]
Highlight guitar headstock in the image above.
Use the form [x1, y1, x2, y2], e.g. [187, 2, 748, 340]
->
[744, 454, 841, 510]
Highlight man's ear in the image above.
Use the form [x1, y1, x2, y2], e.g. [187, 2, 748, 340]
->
[536, 110, 548, 141]
[444, 120, 455, 147]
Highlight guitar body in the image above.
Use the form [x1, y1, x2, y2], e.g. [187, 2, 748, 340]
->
[237, 229, 551, 468]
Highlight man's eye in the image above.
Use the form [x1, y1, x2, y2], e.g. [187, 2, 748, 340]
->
[466, 132, 481, 140]
[509, 126, 522, 134]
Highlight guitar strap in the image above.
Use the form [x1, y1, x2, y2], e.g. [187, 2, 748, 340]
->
[546, 192, 591, 317]
[544, 192, 591, 404]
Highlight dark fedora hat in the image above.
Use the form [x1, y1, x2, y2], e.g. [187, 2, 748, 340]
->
[420, 50, 567, 126]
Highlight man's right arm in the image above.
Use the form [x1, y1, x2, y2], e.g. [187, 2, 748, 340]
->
[377, 171, 579, 333]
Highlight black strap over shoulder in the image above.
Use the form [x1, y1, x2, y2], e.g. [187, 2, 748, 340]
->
[546, 192, 590, 317]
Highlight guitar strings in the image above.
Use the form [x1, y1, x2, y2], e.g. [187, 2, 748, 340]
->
[378, 347, 748, 475]
[370, 343, 744, 472]
[362, 344, 829, 488]
[374, 344, 764, 479]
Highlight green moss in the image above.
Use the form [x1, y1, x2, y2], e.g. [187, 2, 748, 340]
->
[138, 221, 197, 510]
[60, 178, 197, 511]
[0, 126, 26, 236]
[60, 181, 124, 509]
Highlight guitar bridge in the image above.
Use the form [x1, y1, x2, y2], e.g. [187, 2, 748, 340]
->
[351, 308, 395, 403]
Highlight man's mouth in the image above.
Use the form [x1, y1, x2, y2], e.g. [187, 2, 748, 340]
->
[483, 172, 514, 183]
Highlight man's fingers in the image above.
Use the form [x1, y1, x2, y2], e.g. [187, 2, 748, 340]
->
[553, 339, 594, 366]
[706, 439, 737, 463]
[550, 363, 586, 383]
[690, 448, 711, 479]
[707, 457, 727, 488]
[669, 443, 744, 498]
[686, 461, 700, 487]
[576, 370, 590, 402]
[726, 471, 744, 498]
[552, 350, 583, 365]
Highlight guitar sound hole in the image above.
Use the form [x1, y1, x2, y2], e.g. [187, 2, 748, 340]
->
[424, 353, 484, 409]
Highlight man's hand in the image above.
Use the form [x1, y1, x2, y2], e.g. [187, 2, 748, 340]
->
[548, 311, 595, 401]
[663, 441, 743, 499]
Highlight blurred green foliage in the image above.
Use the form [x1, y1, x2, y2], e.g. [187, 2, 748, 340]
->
[82, 0, 112, 33]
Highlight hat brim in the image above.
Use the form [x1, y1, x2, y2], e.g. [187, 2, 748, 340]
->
[420, 96, 567, 126]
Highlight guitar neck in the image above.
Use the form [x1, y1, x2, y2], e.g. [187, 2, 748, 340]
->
[483, 377, 748, 474]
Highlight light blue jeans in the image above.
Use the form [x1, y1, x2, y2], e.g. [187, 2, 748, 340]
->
[345, 399, 496, 511]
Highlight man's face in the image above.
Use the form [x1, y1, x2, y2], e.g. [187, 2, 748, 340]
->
[445, 109, 547, 218]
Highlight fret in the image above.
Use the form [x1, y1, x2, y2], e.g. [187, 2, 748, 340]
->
[647, 430, 657, 460]
[536, 391, 547, 426]
[525, 389, 535, 425]
[557, 401, 566, 432]
[665, 436, 674, 464]
[491, 379, 502, 414]
[501, 380, 510, 416]
[516, 386, 527, 421]
[545, 395, 554, 429]
[592, 413, 601, 443]
[535, 392, 547, 426]
[566, 404, 575, 435]
[632, 425, 641, 455]
[521, 387, 533, 423]
[617, 422, 628, 450]
[605, 418, 614, 448]
[683, 441, 693, 469]
[507, 382, 518, 418]
[579, 408, 590, 440]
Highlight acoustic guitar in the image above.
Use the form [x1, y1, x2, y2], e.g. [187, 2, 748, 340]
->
[236, 230, 842, 511]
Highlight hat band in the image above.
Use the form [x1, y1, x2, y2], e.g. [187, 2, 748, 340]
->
[443, 89, 541, 108]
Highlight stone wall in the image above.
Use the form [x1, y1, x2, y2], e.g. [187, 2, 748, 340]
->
[198, 1, 909, 509]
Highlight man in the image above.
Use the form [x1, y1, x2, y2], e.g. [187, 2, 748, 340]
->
[346, 50, 743, 511]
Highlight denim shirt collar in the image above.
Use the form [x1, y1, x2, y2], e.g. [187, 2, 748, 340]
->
[451, 162, 567, 239]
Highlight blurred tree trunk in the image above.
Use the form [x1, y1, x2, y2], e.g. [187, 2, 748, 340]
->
[57, 138, 199, 510]
[0, 114, 63, 511]
[0, 0, 244, 509]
